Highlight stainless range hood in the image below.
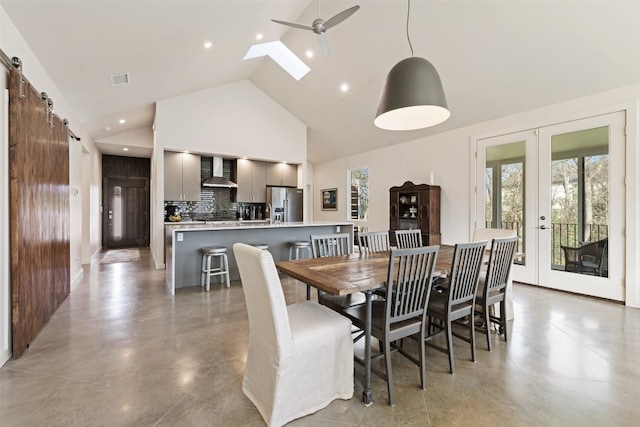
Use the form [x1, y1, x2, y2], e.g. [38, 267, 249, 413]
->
[202, 157, 237, 188]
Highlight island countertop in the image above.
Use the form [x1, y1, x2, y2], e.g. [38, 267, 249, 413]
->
[166, 220, 351, 231]
[165, 221, 354, 294]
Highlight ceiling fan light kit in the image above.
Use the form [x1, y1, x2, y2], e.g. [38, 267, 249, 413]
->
[375, 0, 450, 131]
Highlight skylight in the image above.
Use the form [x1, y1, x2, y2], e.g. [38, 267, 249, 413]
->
[243, 41, 310, 81]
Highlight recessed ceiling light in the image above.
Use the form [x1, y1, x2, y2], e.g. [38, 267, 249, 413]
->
[340, 83, 349, 93]
[256, 33, 263, 41]
[122, 148, 129, 151]
[119, 119, 126, 124]
[305, 50, 314, 58]
[203, 41, 213, 49]
[104, 126, 111, 132]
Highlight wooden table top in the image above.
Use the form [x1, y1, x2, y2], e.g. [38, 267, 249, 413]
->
[276, 245, 454, 296]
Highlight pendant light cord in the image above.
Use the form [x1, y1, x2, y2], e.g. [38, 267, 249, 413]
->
[406, 0, 414, 56]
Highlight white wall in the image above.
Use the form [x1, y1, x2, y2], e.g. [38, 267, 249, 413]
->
[151, 80, 308, 267]
[80, 136, 102, 265]
[314, 83, 640, 308]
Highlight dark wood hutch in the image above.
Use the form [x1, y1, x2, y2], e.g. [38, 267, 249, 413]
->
[389, 181, 441, 246]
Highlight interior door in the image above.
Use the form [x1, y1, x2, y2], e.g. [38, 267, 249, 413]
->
[104, 177, 149, 248]
[476, 111, 625, 301]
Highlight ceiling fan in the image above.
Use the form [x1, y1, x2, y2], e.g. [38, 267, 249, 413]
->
[272, 2, 360, 56]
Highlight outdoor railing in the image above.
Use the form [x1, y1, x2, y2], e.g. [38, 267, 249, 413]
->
[485, 221, 608, 266]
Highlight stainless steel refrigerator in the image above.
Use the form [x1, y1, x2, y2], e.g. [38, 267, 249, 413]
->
[266, 187, 303, 223]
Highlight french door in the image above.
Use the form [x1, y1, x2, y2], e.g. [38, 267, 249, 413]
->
[475, 112, 625, 301]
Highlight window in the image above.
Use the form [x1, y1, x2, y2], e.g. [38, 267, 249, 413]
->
[349, 167, 369, 220]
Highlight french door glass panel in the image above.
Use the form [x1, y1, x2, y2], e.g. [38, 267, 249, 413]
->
[477, 112, 625, 300]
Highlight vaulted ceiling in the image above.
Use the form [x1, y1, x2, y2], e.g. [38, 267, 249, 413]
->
[2, 1, 640, 164]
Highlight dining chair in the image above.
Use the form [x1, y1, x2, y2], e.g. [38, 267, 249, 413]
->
[358, 230, 391, 253]
[472, 227, 517, 250]
[342, 245, 439, 405]
[472, 227, 517, 321]
[309, 233, 367, 312]
[395, 229, 423, 249]
[233, 243, 354, 427]
[425, 240, 487, 374]
[474, 236, 517, 351]
[310, 233, 353, 258]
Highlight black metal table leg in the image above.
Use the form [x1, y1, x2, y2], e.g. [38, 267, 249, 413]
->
[362, 289, 373, 405]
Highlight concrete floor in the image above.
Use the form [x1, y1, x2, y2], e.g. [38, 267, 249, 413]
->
[2, 247, 640, 426]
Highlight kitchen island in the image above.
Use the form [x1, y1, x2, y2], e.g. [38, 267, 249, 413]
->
[165, 221, 353, 294]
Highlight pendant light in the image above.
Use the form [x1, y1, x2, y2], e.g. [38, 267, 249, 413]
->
[374, 0, 450, 131]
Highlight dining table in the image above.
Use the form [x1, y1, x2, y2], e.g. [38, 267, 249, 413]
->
[275, 245, 455, 405]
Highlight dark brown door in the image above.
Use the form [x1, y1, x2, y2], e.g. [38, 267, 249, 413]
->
[104, 177, 149, 248]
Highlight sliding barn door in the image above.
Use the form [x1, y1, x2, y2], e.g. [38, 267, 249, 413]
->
[9, 68, 70, 358]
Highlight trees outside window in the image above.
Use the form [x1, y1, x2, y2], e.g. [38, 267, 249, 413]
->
[349, 167, 368, 220]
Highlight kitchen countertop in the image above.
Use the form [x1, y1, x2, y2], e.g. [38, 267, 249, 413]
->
[165, 220, 348, 231]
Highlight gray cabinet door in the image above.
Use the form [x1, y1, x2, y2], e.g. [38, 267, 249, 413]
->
[265, 162, 282, 186]
[164, 151, 184, 200]
[251, 161, 267, 202]
[237, 159, 266, 202]
[182, 153, 201, 201]
[266, 162, 297, 187]
[281, 163, 297, 187]
[164, 152, 201, 201]
[236, 158, 253, 202]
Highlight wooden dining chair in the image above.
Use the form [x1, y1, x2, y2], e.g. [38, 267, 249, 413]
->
[233, 243, 354, 426]
[475, 236, 517, 351]
[395, 229, 423, 249]
[308, 233, 367, 312]
[472, 227, 517, 322]
[425, 240, 487, 374]
[343, 245, 440, 405]
[358, 230, 390, 253]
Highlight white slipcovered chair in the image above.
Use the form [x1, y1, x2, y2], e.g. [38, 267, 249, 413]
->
[233, 243, 354, 427]
[472, 228, 517, 321]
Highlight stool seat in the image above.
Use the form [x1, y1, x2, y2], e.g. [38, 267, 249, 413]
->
[251, 244, 269, 250]
[200, 246, 230, 291]
[200, 246, 228, 255]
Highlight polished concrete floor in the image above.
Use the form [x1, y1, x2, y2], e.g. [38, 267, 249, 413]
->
[2, 248, 640, 426]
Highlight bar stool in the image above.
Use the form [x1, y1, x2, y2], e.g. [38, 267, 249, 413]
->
[288, 240, 311, 261]
[200, 246, 230, 291]
[288, 240, 312, 299]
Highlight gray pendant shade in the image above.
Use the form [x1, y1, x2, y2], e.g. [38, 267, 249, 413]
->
[374, 56, 450, 131]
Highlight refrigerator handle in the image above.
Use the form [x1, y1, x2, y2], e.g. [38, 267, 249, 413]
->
[283, 199, 288, 223]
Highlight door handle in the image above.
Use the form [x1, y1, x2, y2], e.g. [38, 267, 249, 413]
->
[540, 225, 548, 230]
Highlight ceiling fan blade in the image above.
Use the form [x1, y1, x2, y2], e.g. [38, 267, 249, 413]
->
[271, 19, 314, 31]
[318, 33, 329, 56]
[323, 5, 360, 30]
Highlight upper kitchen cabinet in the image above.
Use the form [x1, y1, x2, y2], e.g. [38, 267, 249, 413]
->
[266, 162, 297, 187]
[164, 151, 201, 201]
[235, 159, 266, 202]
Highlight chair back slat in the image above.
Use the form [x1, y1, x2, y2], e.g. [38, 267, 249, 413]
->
[386, 246, 439, 325]
[448, 241, 487, 305]
[358, 231, 390, 253]
[310, 233, 352, 258]
[485, 236, 518, 293]
[395, 229, 423, 249]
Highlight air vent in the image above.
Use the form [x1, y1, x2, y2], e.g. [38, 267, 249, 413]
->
[110, 72, 130, 87]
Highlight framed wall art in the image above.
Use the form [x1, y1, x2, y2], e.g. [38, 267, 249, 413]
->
[321, 188, 337, 210]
